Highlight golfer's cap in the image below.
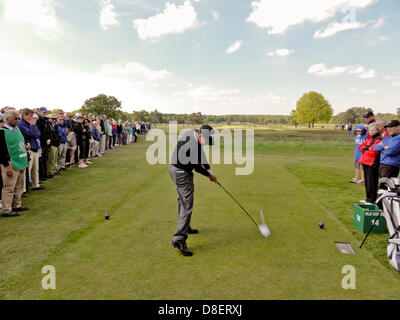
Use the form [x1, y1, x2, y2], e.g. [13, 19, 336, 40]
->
[199, 124, 215, 145]
[363, 111, 374, 118]
[48, 114, 57, 119]
[39, 107, 48, 113]
[385, 120, 400, 128]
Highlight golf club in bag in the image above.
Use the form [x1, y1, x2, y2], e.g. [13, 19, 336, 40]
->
[216, 181, 270, 238]
[359, 177, 400, 272]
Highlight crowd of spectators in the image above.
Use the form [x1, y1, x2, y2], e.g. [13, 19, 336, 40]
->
[0, 106, 151, 217]
[351, 111, 400, 205]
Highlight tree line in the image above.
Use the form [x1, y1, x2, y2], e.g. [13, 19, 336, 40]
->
[64, 93, 398, 126]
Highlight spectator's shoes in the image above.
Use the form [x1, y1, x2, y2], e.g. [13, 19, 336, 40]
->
[21, 192, 28, 198]
[188, 227, 199, 234]
[1, 212, 20, 217]
[171, 240, 193, 256]
[357, 180, 365, 185]
[78, 164, 87, 168]
[32, 185, 46, 191]
[12, 206, 30, 212]
[349, 178, 358, 183]
[46, 175, 54, 179]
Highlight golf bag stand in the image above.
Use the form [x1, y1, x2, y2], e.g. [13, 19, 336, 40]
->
[376, 178, 400, 272]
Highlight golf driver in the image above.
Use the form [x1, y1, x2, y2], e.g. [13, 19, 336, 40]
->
[216, 181, 270, 238]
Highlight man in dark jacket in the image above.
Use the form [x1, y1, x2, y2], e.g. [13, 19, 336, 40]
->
[169, 124, 217, 256]
[36, 107, 52, 180]
[18, 109, 44, 192]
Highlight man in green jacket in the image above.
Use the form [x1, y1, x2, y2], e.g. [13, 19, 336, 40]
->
[0, 109, 29, 217]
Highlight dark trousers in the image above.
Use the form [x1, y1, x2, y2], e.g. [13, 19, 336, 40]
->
[0, 169, 2, 200]
[39, 148, 49, 180]
[363, 164, 379, 203]
[379, 163, 400, 179]
[25, 163, 30, 193]
[78, 140, 86, 159]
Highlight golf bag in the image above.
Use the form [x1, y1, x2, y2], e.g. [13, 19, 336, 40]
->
[377, 177, 400, 272]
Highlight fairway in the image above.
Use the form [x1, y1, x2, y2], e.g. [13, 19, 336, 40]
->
[1, 129, 400, 300]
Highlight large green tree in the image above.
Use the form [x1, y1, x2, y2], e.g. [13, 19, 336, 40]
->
[295, 91, 333, 128]
[81, 94, 122, 119]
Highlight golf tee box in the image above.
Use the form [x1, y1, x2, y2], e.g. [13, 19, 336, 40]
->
[353, 204, 388, 234]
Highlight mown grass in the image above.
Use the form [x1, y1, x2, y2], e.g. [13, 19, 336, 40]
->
[1, 128, 399, 300]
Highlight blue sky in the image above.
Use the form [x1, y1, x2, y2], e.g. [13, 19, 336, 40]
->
[0, 0, 399, 115]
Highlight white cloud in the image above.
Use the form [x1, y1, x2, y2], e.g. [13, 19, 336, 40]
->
[372, 17, 385, 29]
[308, 63, 375, 78]
[3, 0, 58, 38]
[100, 0, 120, 30]
[175, 86, 240, 101]
[246, 0, 378, 35]
[362, 89, 378, 94]
[0, 50, 174, 111]
[252, 92, 287, 104]
[267, 48, 294, 57]
[314, 21, 367, 38]
[226, 40, 242, 54]
[100, 62, 172, 81]
[211, 10, 219, 21]
[133, 1, 199, 40]
[392, 82, 400, 87]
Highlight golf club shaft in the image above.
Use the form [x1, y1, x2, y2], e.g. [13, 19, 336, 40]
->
[216, 181, 259, 228]
[359, 210, 382, 249]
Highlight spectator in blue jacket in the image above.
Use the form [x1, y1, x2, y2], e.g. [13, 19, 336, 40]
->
[19, 109, 45, 192]
[350, 125, 366, 184]
[56, 116, 68, 171]
[374, 120, 400, 178]
[91, 120, 101, 157]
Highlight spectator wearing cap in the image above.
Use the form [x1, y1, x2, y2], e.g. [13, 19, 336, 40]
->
[91, 120, 101, 157]
[47, 114, 60, 177]
[83, 118, 92, 166]
[374, 120, 400, 178]
[350, 125, 367, 184]
[36, 107, 53, 181]
[359, 122, 382, 204]
[56, 115, 68, 171]
[74, 115, 88, 168]
[18, 109, 44, 192]
[363, 111, 376, 139]
[0, 110, 30, 217]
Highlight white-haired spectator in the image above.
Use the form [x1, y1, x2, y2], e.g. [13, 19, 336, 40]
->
[0, 109, 30, 217]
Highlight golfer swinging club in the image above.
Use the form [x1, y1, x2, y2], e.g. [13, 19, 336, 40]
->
[169, 124, 217, 256]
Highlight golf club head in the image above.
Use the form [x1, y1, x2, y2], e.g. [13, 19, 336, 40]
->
[259, 210, 270, 238]
[259, 224, 271, 238]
